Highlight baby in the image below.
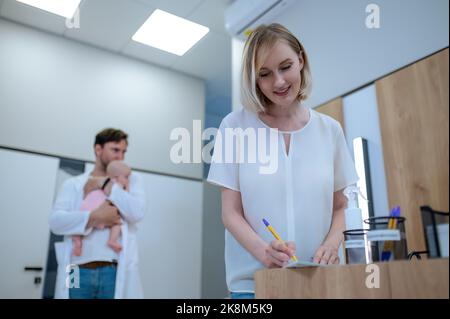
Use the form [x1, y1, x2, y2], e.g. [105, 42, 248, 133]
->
[72, 160, 131, 256]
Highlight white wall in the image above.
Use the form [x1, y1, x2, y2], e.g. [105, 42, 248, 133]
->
[201, 181, 227, 298]
[0, 18, 204, 180]
[343, 84, 389, 218]
[138, 172, 203, 298]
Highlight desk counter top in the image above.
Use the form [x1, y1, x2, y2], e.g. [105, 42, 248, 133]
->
[254, 258, 449, 298]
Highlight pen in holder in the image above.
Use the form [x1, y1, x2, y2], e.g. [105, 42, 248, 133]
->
[380, 206, 400, 260]
[364, 208, 408, 262]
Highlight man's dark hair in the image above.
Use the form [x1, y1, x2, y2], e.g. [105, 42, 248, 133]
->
[94, 128, 128, 146]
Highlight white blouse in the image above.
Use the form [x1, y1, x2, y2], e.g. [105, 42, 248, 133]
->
[207, 107, 359, 293]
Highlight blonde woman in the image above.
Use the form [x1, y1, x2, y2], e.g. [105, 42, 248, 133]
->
[207, 23, 358, 299]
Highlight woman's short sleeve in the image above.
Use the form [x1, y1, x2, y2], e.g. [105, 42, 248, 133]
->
[207, 117, 240, 192]
[333, 123, 359, 191]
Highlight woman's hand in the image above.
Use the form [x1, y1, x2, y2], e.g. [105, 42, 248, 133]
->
[263, 240, 296, 268]
[313, 244, 340, 265]
[312, 189, 347, 265]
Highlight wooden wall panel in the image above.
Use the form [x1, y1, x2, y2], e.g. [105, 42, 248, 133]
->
[314, 97, 345, 130]
[376, 49, 449, 252]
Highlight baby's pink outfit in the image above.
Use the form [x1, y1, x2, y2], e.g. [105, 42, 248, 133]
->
[80, 190, 107, 212]
[72, 190, 122, 256]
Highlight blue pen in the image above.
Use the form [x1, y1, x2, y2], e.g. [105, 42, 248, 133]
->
[381, 206, 400, 261]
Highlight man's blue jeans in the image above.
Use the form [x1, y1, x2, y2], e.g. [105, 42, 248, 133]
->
[69, 264, 117, 299]
[230, 292, 255, 299]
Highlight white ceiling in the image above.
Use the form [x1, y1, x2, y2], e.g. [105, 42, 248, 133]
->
[0, 0, 232, 99]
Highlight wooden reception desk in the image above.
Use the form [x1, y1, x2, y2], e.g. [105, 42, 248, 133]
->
[254, 258, 448, 298]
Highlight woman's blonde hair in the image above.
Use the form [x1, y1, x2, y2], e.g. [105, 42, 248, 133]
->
[240, 23, 312, 114]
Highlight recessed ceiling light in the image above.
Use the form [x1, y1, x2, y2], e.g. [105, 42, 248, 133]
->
[16, 0, 81, 19]
[132, 9, 209, 56]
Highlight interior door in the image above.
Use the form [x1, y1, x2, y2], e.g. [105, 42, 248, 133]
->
[0, 148, 59, 298]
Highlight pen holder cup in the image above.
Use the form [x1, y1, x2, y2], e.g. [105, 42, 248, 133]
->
[343, 229, 377, 264]
[363, 216, 408, 261]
